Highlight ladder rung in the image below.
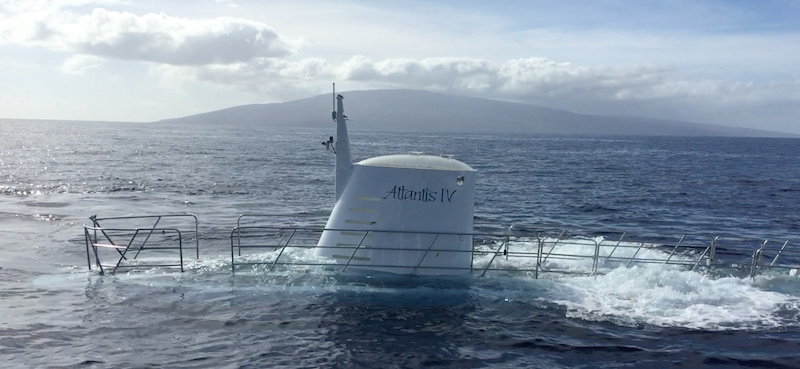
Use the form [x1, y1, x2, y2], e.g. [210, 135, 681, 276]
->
[93, 243, 127, 249]
[100, 263, 119, 268]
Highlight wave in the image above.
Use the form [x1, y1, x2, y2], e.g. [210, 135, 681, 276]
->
[61, 236, 800, 332]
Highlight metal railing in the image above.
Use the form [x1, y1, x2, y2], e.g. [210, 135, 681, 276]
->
[83, 214, 200, 274]
[81, 214, 799, 279]
[229, 225, 510, 274]
[228, 224, 799, 279]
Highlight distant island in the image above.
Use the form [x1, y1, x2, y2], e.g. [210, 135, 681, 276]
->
[156, 89, 791, 137]
[3, 89, 792, 137]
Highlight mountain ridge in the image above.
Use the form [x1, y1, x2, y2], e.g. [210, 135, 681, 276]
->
[154, 89, 792, 137]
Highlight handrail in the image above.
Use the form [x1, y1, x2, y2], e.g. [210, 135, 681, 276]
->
[663, 235, 686, 265]
[234, 214, 301, 257]
[268, 228, 297, 272]
[84, 224, 189, 274]
[90, 213, 200, 258]
[228, 224, 797, 279]
[83, 214, 799, 279]
[605, 232, 626, 261]
[481, 225, 513, 277]
[591, 239, 601, 275]
[232, 225, 498, 238]
[541, 229, 565, 264]
[412, 234, 441, 276]
[89, 215, 127, 260]
[749, 239, 768, 278]
[624, 242, 645, 268]
[691, 236, 718, 272]
[340, 231, 372, 273]
[535, 234, 544, 279]
[132, 216, 162, 260]
[769, 240, 790, 267]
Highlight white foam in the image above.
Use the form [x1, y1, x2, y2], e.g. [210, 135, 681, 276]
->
[552, 264, 800, 330]
[68, 236, 800, 331]
[472, 236, 800, 330]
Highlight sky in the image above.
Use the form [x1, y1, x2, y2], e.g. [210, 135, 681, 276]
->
[1, 0, 799, 133]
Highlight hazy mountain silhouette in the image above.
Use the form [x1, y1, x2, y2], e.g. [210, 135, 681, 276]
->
[158, 89, 790, 137]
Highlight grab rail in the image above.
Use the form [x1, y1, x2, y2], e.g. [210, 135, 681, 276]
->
[80, 214, 799, 279]
[89, 214, 199, 258]
[84, 225, 186, 275]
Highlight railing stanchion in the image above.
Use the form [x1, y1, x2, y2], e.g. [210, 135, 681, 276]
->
[231, 227, 237, 274]
[133, 216, 161, 260]
[750, 239, 768, 278]
[605, 232, 626, 261]
[535, 234, 544, 279]
[591, 239, 600, 275]
[769, 240, 790, 268]
[691, 236, 718, 272]
[663, 235, 686, 266]
[269, 229, 297, 272]
[624, 242, 646, 268]
[481, 225, 512, 277]
[84, 227, 93, 271]
[412, 234, 440, 276]
[542, 229, 565, 264]
[341, 231, 371, 273]
[178, 232, 184, 272]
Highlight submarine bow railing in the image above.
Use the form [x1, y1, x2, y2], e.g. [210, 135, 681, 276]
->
[82, 214, 799, 278]
[228, 222, 800, 278]
[82, 214, 199, 275]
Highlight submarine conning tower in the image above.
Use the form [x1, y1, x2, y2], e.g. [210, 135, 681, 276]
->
[315, 92, 476, 275]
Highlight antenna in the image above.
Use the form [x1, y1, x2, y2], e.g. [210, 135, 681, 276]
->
[331, 83, 336, 122]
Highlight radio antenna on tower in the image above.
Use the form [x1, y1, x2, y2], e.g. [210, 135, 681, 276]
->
[331, 83, 336, 122]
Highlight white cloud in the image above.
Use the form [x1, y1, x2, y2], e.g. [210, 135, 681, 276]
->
[333, 56, 800, 105]
[339, 56, 498, 92]
[150, 57, 333, 100]
[0, 2, 296, 65]
[214, 0, 239, 8]
[60, 54, 103, 74]
[198, 58, 331, 85]
[335, 56, 685, 102]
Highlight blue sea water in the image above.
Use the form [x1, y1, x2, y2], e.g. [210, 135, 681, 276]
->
[1, 119, 800, 368]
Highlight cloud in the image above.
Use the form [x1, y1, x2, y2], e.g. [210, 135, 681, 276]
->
[196, 57, 331, 86]
[340, 56, 498, 92]
[150, 57, 333, 100]
[214, 0, 239, 8]
[1, 2, 296, 65]
[334, 56, 800, 104]
[61, 54, 104, 74]
[335, 56, 683, 102]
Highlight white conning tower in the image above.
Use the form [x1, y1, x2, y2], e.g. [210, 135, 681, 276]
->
[316, 93, 476, 275]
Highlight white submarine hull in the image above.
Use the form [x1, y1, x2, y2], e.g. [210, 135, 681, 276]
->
[316, 154, 476, 275]
[315, 92, 476, 275]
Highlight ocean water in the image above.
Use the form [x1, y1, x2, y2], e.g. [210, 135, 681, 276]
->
[2, 119, 800, 368]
